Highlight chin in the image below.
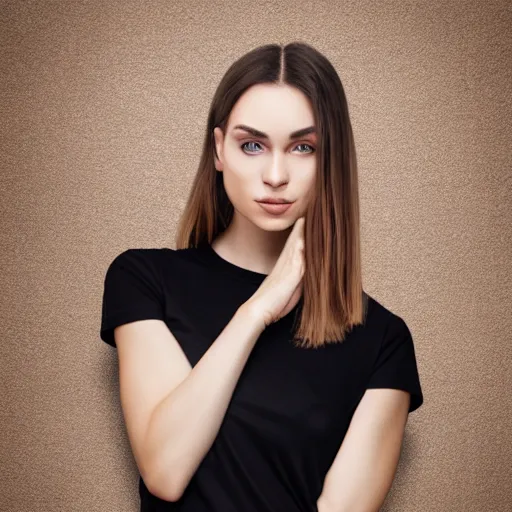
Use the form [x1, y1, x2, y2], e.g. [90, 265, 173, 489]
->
[252, 215, 297, 232]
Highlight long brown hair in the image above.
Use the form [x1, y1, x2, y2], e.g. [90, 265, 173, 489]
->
[175, 41, 368, 348]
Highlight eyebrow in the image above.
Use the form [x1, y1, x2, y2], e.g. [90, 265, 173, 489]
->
[232, 124, 316, 140]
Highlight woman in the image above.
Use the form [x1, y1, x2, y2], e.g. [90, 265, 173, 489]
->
[100, 42, 424, 512]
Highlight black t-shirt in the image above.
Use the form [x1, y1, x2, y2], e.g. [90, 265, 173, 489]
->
[100, 244, 424, 512]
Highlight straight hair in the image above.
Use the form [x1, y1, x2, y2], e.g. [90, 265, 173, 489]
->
[176, 41, 368, 349]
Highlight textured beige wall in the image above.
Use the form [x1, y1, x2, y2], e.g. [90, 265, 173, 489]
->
[1, 0, 510, 510]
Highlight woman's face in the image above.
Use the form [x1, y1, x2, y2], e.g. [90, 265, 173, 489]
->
[213, 83, 317, 232]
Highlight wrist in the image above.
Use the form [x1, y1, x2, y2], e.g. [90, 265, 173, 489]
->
[238, 300, 266, 333]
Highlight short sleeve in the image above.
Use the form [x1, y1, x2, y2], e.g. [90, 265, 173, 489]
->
[366, 314, 424, 413]
[100, 249, 165, 348]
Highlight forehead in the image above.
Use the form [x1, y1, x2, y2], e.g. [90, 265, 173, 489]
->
[227, 84, 315, 136]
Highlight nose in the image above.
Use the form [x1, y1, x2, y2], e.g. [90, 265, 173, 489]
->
[262, 153, 289, 188]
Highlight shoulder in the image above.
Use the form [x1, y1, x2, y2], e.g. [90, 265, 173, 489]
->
[107, 247, 180, 269]
[107, 245, 208, 270]
[100, 249, 170, 347]
[363, 291, 410, 338]
[105, 246, 208, 285]
[363, 293, 424, 413]
[106, 247, 165, 273]
[104, 248, 178, 289]
[363, 293, 418, 371]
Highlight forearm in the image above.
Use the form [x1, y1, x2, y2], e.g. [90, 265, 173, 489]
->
[145, 302, 265, 500]
[316, 454, 391, 512]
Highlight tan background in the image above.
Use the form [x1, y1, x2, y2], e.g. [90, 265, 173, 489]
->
[1, 0, 510, 510]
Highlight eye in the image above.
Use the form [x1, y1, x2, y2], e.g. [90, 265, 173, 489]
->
[240, 141, 316, 154]
[241, 141, 263, 153]
[295, 143, 315, 154]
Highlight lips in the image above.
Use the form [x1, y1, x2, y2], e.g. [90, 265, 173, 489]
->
[258, 199, 292, 204]
[257, 201, 293, 215]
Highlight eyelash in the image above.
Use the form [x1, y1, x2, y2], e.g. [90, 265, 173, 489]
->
[240, 141, 316, 155]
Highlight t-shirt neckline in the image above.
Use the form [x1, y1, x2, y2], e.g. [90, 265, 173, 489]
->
[197, 241, 269, 284]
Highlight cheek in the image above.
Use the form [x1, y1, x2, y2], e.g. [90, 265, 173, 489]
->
[297, 164, 317, 196]
[221, 167, 254, 210]
[221, 145, 260, 205]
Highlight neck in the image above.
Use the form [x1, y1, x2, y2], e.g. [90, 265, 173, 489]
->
[212, 212, 292, 275]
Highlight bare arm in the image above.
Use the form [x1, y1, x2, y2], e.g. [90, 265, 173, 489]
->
[142, 303, 264, 501]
